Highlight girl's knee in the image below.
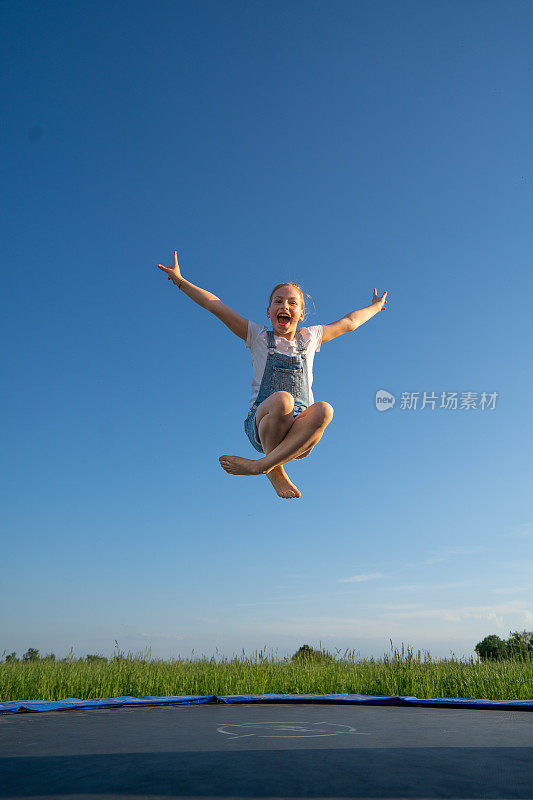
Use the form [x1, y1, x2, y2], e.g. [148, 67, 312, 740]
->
[315, 401, 334, 425]
[270, 391, 295, 416]
[256, 391, 293, 423]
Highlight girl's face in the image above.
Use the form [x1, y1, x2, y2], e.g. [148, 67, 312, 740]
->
[267, 285, 305, 340]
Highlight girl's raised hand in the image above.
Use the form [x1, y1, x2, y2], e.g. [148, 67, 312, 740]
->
[372, 288, 388, 311]
[157, 250, 182, 284]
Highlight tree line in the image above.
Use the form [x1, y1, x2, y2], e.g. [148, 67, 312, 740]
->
[474, 630, 533, 660]
[293, 633, 533, 663]
[2, 631, 532, 664]
[2, 649, 107, 664]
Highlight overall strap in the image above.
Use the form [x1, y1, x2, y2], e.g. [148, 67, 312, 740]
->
[266, 329, 276, 354]
[296, 330, 307, 355]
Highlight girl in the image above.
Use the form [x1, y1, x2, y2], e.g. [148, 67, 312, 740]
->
[157, 251, 387, 500]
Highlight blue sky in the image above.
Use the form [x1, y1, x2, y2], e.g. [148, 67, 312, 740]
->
[2, 0, 532, 663]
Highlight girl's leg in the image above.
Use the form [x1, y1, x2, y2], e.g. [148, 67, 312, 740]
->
[254, 392, 302, 499]
[259, 401, 334, 471]
[219, 400, 334, 476]
[254, 391, 295, 451]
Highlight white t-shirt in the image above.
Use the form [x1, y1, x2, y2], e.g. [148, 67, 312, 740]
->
[245, 320, 323, 410]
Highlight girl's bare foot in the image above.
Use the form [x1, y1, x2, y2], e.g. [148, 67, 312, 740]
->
[219, 454, 265, 475]
[266, 465, 301, 499]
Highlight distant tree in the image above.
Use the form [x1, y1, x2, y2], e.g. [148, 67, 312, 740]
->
[42, 653, 56, 661]
[475, 635, 508, 660]
[476, 631, 533, 661]
[291, 644, 334, 663]
[86, 654, 107, 664]
[22, 648, 40, 662]
[4, 652, 18, 663]
[506, 630, 533, 658]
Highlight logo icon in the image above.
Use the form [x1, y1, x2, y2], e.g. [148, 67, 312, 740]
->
[375, 389, 396, 411]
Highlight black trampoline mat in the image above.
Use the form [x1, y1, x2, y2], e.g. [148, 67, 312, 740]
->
[1, 703, 532, 798]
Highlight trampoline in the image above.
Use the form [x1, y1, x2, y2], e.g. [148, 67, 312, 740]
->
[1, 693, 532, 799]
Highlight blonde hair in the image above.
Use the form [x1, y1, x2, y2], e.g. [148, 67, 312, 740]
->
[268, 282, 313, 323]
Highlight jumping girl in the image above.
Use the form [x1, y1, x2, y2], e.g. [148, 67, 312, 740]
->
[157, 251, 387, 500]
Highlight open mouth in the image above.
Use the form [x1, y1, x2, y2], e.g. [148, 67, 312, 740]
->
[277, 313, 291, 326]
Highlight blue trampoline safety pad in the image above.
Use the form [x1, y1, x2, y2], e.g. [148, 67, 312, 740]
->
[1, 693, 532, 714]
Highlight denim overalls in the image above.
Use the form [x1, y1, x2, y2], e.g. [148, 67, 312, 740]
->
[244, 329, 311, 456]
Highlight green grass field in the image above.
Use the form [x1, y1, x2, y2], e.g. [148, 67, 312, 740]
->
[2, 644, 532, 702]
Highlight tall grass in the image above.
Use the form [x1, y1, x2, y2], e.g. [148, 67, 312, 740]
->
[1, 642, 532, 702]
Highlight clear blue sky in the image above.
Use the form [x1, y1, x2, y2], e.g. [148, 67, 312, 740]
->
[2, 0, 532, 663]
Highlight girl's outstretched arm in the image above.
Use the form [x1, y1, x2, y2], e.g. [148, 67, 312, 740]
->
[157, 251, 249, 341]
[321, 288, 387, 344]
